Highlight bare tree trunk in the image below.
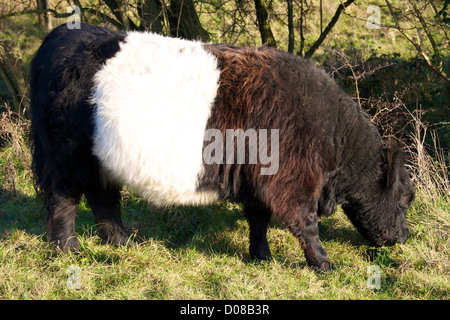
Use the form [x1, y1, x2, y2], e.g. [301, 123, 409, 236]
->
[287, 0, 294, 53]
[0, 41, 28, 117]
[138, 0, 163, 33]
[36, 0, 52, 30]
[254, 0, 277, 47]
[44, 0, 51, 30]
[319, 0, 323, 33]
[168, 0, 209, 41]
[298, 0, 305, 56]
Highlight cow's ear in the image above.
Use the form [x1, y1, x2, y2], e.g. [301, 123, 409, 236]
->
[382, 138, 403, 190]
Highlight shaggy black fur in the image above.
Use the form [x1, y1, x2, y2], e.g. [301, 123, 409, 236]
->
[30, 24, 127, 250]
[199, 44, 415, 270]
[30, 24, 415, 271]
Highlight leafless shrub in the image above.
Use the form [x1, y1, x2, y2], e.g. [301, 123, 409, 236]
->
[0, 39, 29, 117]
[401, 102, 450, 200]
[328, 50, 449, 199]
[0, 104, 31, 195]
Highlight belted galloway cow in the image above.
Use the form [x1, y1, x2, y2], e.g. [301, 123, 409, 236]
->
[30, 23, 415, 271]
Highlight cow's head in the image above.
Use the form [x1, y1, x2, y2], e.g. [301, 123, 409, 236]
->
[342, 139, 415, 246]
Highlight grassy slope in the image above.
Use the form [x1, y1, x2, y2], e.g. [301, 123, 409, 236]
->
[0, 139, 449, 299]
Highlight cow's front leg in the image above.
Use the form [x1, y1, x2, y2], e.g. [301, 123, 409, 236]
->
[288, 211, 332, 271]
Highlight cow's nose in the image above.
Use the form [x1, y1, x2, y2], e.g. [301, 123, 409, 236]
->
[398, 227, 408, 244]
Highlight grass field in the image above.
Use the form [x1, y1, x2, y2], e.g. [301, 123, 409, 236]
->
[0, 124, 449, 299]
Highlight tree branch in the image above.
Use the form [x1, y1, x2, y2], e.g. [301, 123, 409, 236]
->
[385, 0, 449, 83]
[298, 0, 305, 56]
[409, 0, 443, 72]
[0, 6, 126, 30]
[304, 0, 355, 58]
[0, 8, 75, 20]
[287, 0, 294, 53]
[103, 0, 139, 30]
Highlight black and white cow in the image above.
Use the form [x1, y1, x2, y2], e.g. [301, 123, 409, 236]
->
[30, 23, 415, 271]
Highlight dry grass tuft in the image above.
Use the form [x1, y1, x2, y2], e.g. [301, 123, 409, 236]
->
[0, 104, 32, 194]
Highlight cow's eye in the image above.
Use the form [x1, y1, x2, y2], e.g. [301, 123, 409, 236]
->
[402, 192, 414, 208]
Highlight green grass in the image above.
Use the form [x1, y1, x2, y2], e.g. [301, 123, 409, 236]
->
[1, 191, 448, 299]
[1, 138, 449, 299]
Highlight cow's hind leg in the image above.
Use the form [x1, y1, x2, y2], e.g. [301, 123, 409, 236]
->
[84, 175, 128, 246]
[45, 189, 82, 252]
[243, 202, 272, 260]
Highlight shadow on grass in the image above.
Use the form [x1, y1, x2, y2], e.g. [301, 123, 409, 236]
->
[0, 187, 248, 259]
[0, 187, 47, 237]
[318, 216, 407, 269]
[318, 217, 369, 247]
[1, 187, 385, 267]
[121, 199, 246, 257]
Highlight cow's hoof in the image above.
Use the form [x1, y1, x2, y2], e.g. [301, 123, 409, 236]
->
[53, 236, 80, 254]
[311, 260, 334, 272]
